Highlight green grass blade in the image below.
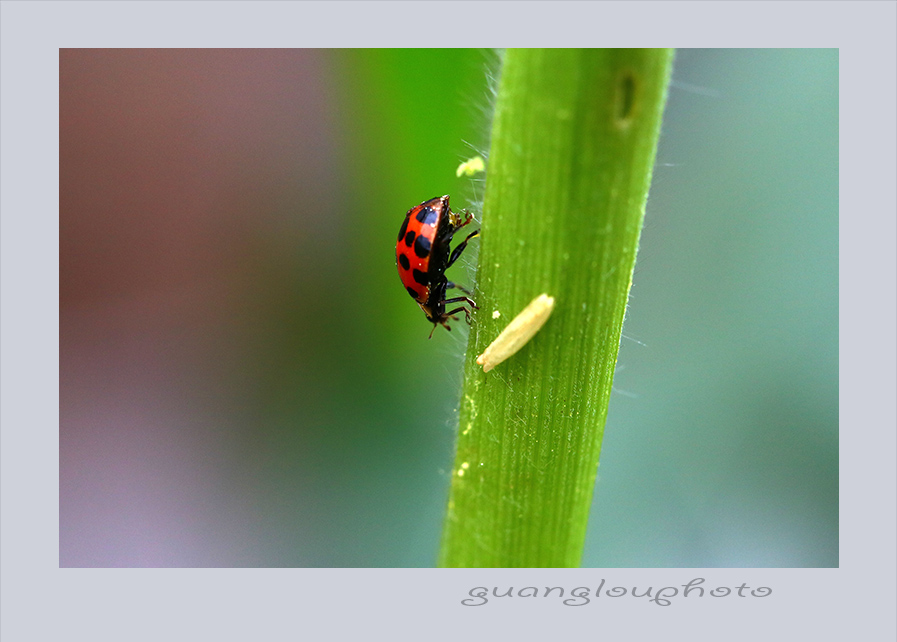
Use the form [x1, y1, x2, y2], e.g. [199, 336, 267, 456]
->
[439, 48, 674, 568]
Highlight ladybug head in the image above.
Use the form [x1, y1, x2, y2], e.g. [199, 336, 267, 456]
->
[419, 302, 448, 338]
[428, 316, 454, 339]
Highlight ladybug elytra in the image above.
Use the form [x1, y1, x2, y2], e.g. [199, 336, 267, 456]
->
[395, 195, 479, 337]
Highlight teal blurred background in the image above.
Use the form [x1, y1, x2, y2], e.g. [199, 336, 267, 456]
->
[60, 49, 837, 567]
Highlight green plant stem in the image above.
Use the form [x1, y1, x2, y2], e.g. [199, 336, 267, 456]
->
[439, 49, 674, 568]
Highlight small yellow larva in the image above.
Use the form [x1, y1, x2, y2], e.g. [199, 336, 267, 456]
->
[475, 294, 555, 373]
[455, 155, 486, 177]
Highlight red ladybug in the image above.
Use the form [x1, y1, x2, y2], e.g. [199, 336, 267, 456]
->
[396, 195, 479, 337]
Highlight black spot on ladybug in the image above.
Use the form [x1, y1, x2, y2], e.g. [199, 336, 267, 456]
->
[398, 253, 410, 270]
[406, 286, 419, 299]
[413, 269, 429, 286]
[413, 234, 431, 258]
[404, 230, 415, 247]
[416, 206, 438, 226]
[398, 216, 409, 242]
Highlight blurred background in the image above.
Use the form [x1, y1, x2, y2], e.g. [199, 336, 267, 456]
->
[60, 49, 838, 567]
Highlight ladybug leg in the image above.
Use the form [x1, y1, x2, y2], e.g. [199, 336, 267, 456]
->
[446, 230, 480, 268]
[443, 295, 479, 325]
[443, 295, 478, 309]
[444, 306, 474, 325]
[446, 281, 474, 297]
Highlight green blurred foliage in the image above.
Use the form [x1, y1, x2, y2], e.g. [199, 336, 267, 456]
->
[234, 49, 494, 566]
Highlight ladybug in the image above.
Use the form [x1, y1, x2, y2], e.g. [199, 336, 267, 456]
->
[396, 195, 479, 337]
